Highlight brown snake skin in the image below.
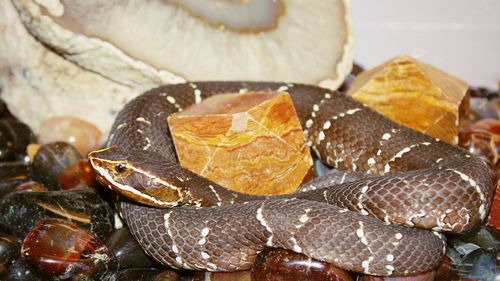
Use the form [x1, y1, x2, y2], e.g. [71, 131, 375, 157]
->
[88, 82, 493, 276]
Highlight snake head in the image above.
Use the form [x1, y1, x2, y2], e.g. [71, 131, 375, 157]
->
[88, 146, 184, 208]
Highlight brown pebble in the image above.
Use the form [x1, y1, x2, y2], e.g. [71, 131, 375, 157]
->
[58, 160, 99, 190]
[357, 271, 435, 281]
[12, 181, 48, 193]
[38, 116, 102, 155]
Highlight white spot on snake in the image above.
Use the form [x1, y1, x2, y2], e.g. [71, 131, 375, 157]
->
[356, 221, 369, 245]
[305, 119, 313, 128]
[324, 93, 331, 99]
[346, 108, 361, 115]
[137, 129, 144, 134]
[194, 89, 202, 103]
[175, 257, 183, 265]
[172, 244, 179, 254]
[256, 206, 274, 246]
[323, 121, 331, 130]
[198, 238, 207, 245]
[313, 104, 319, 112]
[189, 83, 197, 89]
[323, 190, 329, 202]
[299, 213, 309, 223]
[290, 237, 302, 253]
[386, 254, 394, 262]
[317, 131, 325, 143]
[135, 117, 151, 125]
[201, 252, 210, 259]
[360, 209, 369, 216]
[384, 163, 391, 174]
[277, 86, 289, 92]
[451, 169, 486, 219]
[436, 158, 443, 163]
[116, 123, 127, 130]
[386, 265, 395, 275]
[339, 208, 348, 213]
[367, 157, 376, 166]
[208, 185, 222, 206]
[311, 112, 317, 118]
[381, 133, 392, 140]
[201, 227, 210, 237]
[143, 137, 152, 150]
[361, 256, 374, 274]
[239, 88, 248, 93]
[376, 149, 382, 156]
[395, 233, 403, 240]
[166, 96, 176, 104]
[361, 185, 369, 194]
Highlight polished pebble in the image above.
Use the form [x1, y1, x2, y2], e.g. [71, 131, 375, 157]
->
[22, 218, 117, 280]
[0, 162, 29, 197]
[103, 268, 181, 281]
[459, 118, 499, 168]
[1, 258, 41, 281]
[435, 256, 457, 281]
[190, 271, 251, 281]
[58, 160, 99, 190]
[0, 231, 20, 275]
[38, 116, 102, 155]
[252, 248, 353, 281]
[455, 248, 499, 280]
[0, 189, 114, 240]
[105, 227, 156, 269]
[0, 119, 35, 162]
[12, 181, 48, 193]
[31, 142, 83, 190]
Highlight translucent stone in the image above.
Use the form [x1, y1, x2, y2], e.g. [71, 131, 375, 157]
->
[58, 160, 99, 190]
[21, 218, 116, 280]
[31, 141, 83, 190]
[12, 181, 48, 193]
[459, 118, 499, 169]
[38, 116, 102, 155]
[0, 231, 20, 275]
[252, 248, 353, 281]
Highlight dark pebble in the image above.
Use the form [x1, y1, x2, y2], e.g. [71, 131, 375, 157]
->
[0, 188, 114, 240]
[104, 268, 181, 281]
[455, 248, 499, 280]
[105, 227, 156, 270]
[0, 119, 35, 162]
[0, 231, 20, 275]
[31, 142, 83, 190]
[357, 271, 435, 281]
[1, 258, 41, 281]
[190, 271, 251, 281]
[0, 162, 30, 197]
[22, 218, 117, 280]
[252, 248, 353, 281]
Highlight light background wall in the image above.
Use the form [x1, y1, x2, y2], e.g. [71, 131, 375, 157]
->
[351, 0, 500, 89]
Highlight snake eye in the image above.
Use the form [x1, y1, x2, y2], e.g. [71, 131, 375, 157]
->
[115, 164, 127, 173]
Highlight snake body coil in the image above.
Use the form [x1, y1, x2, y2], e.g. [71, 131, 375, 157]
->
[88, 82, 493, 276]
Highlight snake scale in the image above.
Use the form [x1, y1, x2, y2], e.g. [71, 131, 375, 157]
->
[88, 82, 493, 276]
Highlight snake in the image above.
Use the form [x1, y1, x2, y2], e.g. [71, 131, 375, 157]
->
[88, 81, 493, 276]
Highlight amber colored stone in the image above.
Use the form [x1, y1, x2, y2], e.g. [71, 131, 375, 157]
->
[435, 256, 457, 281]
[22, 219, 116, 280]
[459, 118, 500, 169]
[12, 181, 48, 193]
[168, 92, 312, 195]
[191, 271, 251, 281]
[26, 143, 40, 161]
[58, 160, 99, 190]
[487, 182, 500, 232]
[348, 55, 469, 144]
[38, 116, 102, 155]
[252, 248, 353, 281]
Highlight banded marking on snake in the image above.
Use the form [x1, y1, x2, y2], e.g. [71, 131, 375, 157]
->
[88, 82, 493, 276]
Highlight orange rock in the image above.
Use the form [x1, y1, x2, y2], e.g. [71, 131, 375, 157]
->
[348, 55, 469, 144]
[168, 92, 312, 195]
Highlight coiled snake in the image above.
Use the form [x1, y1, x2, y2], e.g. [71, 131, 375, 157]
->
[88, 82, 493, 276]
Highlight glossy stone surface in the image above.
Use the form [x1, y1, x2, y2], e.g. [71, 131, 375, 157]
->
[12, 181, 48, 193]
[1, 258, 41, 281]
[459, 118, 499, 169]
[189, 271, 250, 281]
[435, 256, 457, 281]
[455, 248, 499, 280]
[348, 55, 469, 144]
[0, 162, 30, 197]
[31, 142, 83, 190]
[22, 219, 116, 280]
[252, 248, 353, 281]
[38, 116, 102, 155]
[169, 91, 312, 195]
[105, 268, 180, 281]
[0, 189, 114, 240]
[105, 227, 156, 269]
[0, 231, 20, 275]
[489, 186, 500, 233]
[0, 119, 35, 162]
[58, 160, 99, 190]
